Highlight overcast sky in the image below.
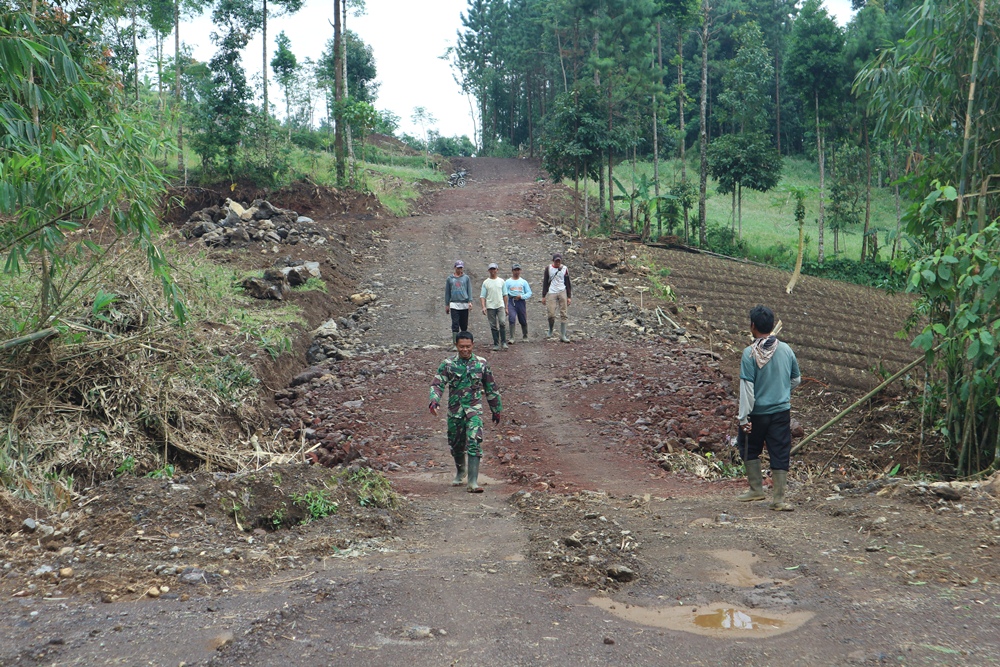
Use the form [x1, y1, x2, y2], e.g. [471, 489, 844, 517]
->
[170, 0, 856, 141]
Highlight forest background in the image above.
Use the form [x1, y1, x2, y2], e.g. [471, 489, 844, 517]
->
[1, 0, 999, 508]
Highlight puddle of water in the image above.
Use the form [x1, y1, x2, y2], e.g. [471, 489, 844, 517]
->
[709, 549, 778, 587]
[589, 597, 813, 638]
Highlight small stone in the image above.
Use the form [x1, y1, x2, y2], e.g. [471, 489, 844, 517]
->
[209, 631, 234, 651]
[146, 586, 161, 598]
[932, 485, 962, 501]
[564, 535, 584, 548]
[603, 637, 616, 645]
[606, 565, 637, 582]
[22, 518, 37, 532]
[58, 567, 73, 579]
[405, 626, 433, 640]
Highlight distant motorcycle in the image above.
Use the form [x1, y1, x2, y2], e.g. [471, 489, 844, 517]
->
[448, 168, 467, 188]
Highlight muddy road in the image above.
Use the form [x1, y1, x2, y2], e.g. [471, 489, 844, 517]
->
[2, 158, 999, 666]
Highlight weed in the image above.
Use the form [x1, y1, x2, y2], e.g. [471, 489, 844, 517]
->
[292, 489, 339, 521]
[293, 277, 328, 293]
[345, 468, 400, 508]
[271, 472, 283, 487]
[270, 505, 288, 528]
[260, 334, 293, 360]
[146, 464, 176, 479]
[115, 456, 136, 476]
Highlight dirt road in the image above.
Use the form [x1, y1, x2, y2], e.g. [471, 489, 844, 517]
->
[2, 158, 999, 666]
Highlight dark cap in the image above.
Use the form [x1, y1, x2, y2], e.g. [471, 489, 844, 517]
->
[552, 253, 563, 262]
[454, 260, 464, 268]
[512, 263, 521, 270]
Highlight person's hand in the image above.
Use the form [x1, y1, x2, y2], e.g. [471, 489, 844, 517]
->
[482, 307, 487, 315]
[541, 297, 546, 305]
[492, 413, 501, 424]
[445, 307, 450, 314]
[740, 421, 752, 434]
[429, 402, 439, 416]
[567, 297, 571, 306]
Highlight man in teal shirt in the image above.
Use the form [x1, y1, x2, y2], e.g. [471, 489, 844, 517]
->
[737, 305, 801, 511]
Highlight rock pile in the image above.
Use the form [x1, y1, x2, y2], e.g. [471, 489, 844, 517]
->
[240, 257, 324, 301]
[181, 197, 327, 248]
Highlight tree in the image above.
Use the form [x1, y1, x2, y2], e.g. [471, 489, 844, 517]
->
[259, 0, 305, 132]
[271, 31, 298, 135]
[0, 9, 178, 329]
[785, 0, 845, 264]
[718, 22, 773, 134]
[411, 106, 437, 167]
[857, 0, 1000, 477]
[344, 30, 379, 102]
[707, 132, 782, 238]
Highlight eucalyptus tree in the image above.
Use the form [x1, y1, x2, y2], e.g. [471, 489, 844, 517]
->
[785, 0, 845, 264]
[168, 0, 211, 173]
[258, 0, 305, 130]
[271, 31, 298, 137]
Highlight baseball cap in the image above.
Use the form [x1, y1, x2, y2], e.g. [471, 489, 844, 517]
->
[552, 253, 563, 261]
[454, 260, 464, 268]
[512, 263, 521, 270]
[488, 262, 499, 270]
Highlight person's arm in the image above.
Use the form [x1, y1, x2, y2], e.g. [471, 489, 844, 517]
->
[542, 268, 550, 301]
[502, 281, 509, 310]
[444, 277, 452, 313]
[522, 280, 532, 300]
[738, 351, 756, 431]
[462, 275, 472, 304]
[481, 361, 502, 421]
[480, 282, 488, 313]
[429, 360, 450, 415]
[564, 270, 571, 301]
[790, 352, 802, 390]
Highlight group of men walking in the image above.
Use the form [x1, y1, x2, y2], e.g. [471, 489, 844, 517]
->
[433, 253, 574, 492]
[435, 259, 801, 509]
[444, 254, 573, 351]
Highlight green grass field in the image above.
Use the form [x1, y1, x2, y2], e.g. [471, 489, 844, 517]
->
[570, 156, 901, 265]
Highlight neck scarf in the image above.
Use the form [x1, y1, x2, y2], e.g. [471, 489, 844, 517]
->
[751, 335, 779, 369]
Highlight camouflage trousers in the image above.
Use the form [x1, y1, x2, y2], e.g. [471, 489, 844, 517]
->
[448, 412, 484, 458]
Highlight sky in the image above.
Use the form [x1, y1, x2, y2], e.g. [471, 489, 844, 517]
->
[170, 0, 856, 141]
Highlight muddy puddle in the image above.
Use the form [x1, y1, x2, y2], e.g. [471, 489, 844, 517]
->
[589, 597, 814, 638]
[709, 549, 783, 587]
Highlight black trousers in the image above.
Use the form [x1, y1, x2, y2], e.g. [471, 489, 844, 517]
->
[450, 308, 469, 333]
[742, 409, 792, 471]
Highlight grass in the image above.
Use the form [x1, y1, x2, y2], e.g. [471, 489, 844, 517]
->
[292, 488, 339, 521]
[570, 156, 901, 265]
[339, 467, 400, 508]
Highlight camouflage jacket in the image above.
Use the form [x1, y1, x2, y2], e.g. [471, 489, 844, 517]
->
[429, 354, 502, 418]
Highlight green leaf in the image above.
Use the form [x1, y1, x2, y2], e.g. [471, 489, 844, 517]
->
[967, 339, 981, 360]
[980, 330, 994, 348]
[912, 330, 935, 352]
[932, 324, 947, 335]
[921, 269, 936, 283]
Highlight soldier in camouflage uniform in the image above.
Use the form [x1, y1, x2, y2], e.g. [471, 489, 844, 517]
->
[429, 331, 502, 492]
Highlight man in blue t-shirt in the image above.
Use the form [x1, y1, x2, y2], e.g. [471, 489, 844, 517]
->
[737, 305, 801, 511]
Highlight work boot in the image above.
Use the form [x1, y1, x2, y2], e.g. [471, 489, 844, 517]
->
[491, 328, 500, 351]
[452, 332, 458, 348]
[737, 459, 767, 501]
[770, 470, 794, 511]
[559, 322, 570, 343]
[501, 328, 508, 350]
[547, 317, 555, 338]
[451, 453, 467, 486]
[521, 323, 528, 340]
[507, 325, 515, 345]
[467, 455, 484, 493]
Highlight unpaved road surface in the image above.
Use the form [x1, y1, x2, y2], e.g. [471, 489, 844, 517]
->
[2, 158, 999, 666]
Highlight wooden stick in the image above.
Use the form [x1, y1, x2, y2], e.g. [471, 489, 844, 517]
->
[791, 355, 927, 456]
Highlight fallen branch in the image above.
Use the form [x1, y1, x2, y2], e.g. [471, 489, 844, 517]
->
[791, 355, 927, 456]
[1, 328, 59, 350]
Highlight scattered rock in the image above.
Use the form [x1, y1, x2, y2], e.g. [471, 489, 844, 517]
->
[22, 518, 37, 532]
[606, 565, 637, 582]
[931, 484, 962, 501]
[58, 567, 73, 578]
[603, 637, 616, 645]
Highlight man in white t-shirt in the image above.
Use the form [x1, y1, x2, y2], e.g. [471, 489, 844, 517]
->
[541, 253, 572, 342]
[480, 263, 509, 351]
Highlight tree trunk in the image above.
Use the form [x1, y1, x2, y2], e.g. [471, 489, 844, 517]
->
[862, 114, 872, 262]
[815, 90, 825, 264]
[786, 218, 805, 294]
[774, 48, 781, 155]
[175, 0, 184, 176]
[333, 0, 346, 185]
[343, 2, 355, 167]
[598, 150, 605, 218]
[608, 78, 615, 226]
[738, 182, 742, 240]
[678, 30, 689, 242]
[584, 173, 589, 231]
[698, 0, 710, 247]
[131, 6, 139, 103]
[956, 0, 987, 228]
[731, 188, 736, 234]
[891, 146, 902, 260]
[653, 25, 661, 237]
